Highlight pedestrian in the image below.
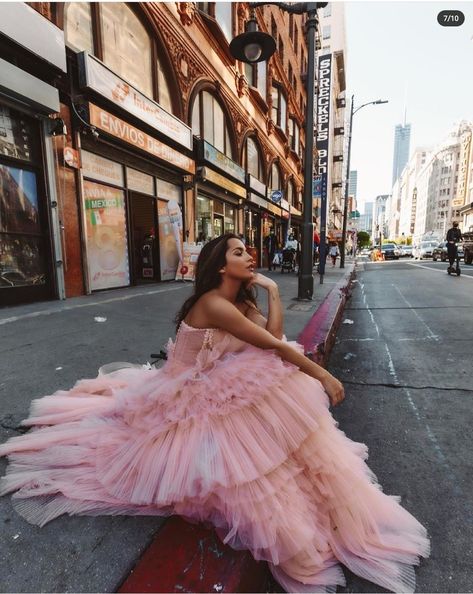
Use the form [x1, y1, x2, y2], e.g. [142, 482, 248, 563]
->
[0, 233, 429, 593]
[446, 221, 462, 271]
[329, 242, 339, 266]
[263, 228, 277, 271]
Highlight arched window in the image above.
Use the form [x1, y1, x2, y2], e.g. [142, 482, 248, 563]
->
[243, 137, 264, 182]
[191, 90, 232, 157]
[64, 3, 173, 112]
[101, 3, 152, 96]
[269, 162, 282, 191]
[287, 179, 296, 206]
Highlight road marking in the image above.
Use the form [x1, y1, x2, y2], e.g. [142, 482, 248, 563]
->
[392, 285, 439, 341]
[0, 284, 188, 326]
[358, 281, 463, 497]
[405, 261, 473, 279]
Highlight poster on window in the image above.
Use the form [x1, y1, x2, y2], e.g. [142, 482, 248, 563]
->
[83, 180, 130, 290]
[176, 243, 202, 282]
[158, 199, 181, 281]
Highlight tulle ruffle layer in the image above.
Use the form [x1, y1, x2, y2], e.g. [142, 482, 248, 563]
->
[0, 345, 429, 592]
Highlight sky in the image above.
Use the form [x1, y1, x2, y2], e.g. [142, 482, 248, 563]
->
[344, 0, 473, 213]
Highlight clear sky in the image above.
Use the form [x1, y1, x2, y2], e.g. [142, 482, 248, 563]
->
[345, 0, 473, 212]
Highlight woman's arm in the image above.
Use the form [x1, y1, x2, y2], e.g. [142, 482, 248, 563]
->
[247, 273, 283, 339]
[202, 295, 344, 405]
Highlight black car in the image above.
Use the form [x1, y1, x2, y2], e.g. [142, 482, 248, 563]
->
[380, 243, 400, 260]
[432, 242, 464, 262]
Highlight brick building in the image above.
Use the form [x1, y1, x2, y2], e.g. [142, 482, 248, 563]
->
[0, 2, 317, 305]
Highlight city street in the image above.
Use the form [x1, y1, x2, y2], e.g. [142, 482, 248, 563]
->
[330, 259, 473, 593]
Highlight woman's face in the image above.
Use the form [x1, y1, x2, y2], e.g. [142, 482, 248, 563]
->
[222, 238, 255, 281]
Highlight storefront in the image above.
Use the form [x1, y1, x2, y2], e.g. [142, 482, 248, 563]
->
[195, 140, 245, 242]
[77, 53, 194, 291]
[0, 4, 66, 306]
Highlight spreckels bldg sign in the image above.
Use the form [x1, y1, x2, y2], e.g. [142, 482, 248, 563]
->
[79, 52, 192, 150]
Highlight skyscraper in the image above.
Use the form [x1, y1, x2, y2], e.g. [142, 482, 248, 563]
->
[392, 123, 411, 186]
[349, 170, 358, 199]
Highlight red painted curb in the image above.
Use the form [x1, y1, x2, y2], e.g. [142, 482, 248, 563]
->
[118, 517, 271, 593]
[298, 264, 356, 366]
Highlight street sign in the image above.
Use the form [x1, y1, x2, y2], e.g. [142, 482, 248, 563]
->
[349, 210, 360, 219]
[270, 190, 283, 203]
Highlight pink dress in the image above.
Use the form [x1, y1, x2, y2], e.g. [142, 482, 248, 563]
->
[0, 321, 429, 593]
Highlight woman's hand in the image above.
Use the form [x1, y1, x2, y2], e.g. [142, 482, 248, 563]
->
[246, 273, 278, 291]
[320, 373, 345, 406]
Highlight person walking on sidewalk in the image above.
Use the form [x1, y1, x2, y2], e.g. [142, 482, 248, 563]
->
[0, 233, 429, 594]
[329, 242, 340, 266]
[264, 228, 278, 271]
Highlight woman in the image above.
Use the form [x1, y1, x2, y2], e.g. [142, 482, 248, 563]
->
[0, 234, 429, 593]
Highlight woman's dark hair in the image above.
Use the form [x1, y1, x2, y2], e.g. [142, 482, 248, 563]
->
[175, 233, 257, 330]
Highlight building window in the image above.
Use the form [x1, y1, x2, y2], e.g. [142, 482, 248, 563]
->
[287, 180, 296, 206]
[64, 2, 94, 54]
[288, 63, 293, 88]
[323, 3, 332, 17]
[244, 137, 264, 182]
[322, 25, 331, 40]
[245, 61, 267, 100]
[191, 90, 232, 157]
[289, 118, 300, 155]
[64, 3, 173, 111]
[214, 2, 233, 42]
[271, 85, 287, 133]
[294, 26, 299, 55]
[271, 15, 277, 40]
[101, 3, 153, 97]
[279, 36, 284, 64]
[269, 162, 282, 191]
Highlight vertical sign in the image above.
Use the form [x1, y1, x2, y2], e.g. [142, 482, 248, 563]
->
[316, 54, 332, 276]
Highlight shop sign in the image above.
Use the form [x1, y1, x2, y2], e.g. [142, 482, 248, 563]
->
[248, 192, 267, 208]
[290, 205, 302, 216]
[89, 103, 195, 174]
[82, 150, 124, 186]
[315, 54, 332, 215]
[281, 210, 290, 220]
[157, 179, 182, 203]
[0, 58, 59, 115]
[267, 202, 281, 216]
[203, 141, 246, 184]
[80, 53, 192, 150]
[280, 198, 290, 212]
[248, 174, 266, 197]
[452, 198, 464, 207]
[270, 189, 283, 203]
[0, 4, 66, 72]
[126, 168, 154, 195]
[202, 167, 246, 199]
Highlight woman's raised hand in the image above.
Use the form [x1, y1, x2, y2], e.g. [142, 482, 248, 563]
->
[246, 273, 278, 291]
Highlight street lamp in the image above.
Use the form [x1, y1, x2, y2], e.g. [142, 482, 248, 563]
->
[230, 2, 328, 300]
[339, 97, 388, 268]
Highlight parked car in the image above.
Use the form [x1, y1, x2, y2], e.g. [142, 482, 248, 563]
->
[360, 248, 371, 256]
[432, 241, 464, 262]
[413, 241, 439, 259]
[399, 245, 413, 258]
[463, 231, 473, 265]
[380, 243, 400, 260]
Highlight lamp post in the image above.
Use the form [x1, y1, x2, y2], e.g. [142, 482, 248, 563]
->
[339, 96, 388, 268]
[230, 2, 327, 299]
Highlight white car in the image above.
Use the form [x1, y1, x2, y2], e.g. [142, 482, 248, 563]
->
[413, 241, 439, 260]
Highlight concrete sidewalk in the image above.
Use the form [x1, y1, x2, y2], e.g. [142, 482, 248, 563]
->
[0, 259, 355, 594]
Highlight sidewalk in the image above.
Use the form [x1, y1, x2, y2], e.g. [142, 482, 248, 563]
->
[0, 259, 355, 594]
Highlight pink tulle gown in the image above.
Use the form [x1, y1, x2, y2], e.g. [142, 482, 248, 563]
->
[0, 321, 429, 593]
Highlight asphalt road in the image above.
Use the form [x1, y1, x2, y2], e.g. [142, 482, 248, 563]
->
[329, 258, 473, 593]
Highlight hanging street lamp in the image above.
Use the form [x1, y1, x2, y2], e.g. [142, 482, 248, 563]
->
[230, 2, 328, 300]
